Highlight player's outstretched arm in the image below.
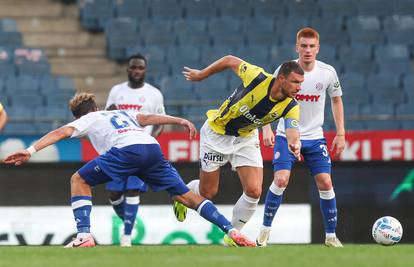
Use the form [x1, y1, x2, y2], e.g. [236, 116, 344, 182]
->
[262, 124, 275, 148]
[137, 114, 197, 139]
[3, 126, 75, 166]
[182, 55, 242, 82]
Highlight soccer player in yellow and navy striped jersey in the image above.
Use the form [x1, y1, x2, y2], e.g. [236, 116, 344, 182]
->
[0, 102, 7, 132]
[174, 55, 304, 246]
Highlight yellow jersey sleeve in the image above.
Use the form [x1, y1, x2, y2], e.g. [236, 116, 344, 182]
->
[0, 102, 3, 112]
[284, 103, 300, 121]
[237, 61, 266, 87]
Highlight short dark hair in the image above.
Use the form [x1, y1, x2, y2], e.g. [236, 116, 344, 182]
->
[69, 93, 97, 118]
[127, 53, 147, 65]
[277, 61, 304, 77]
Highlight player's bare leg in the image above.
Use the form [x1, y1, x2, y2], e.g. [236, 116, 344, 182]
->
[315, 173, 343, 247]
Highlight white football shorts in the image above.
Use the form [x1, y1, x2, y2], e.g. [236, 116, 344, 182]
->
[199, 121, 263, 172]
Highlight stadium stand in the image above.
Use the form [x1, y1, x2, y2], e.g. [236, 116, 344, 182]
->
[0, 0, 412, 133]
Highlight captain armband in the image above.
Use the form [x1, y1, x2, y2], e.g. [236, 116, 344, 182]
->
[284, 118, 299, 129]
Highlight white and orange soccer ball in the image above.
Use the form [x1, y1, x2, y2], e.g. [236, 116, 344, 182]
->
[372, 216, 403, 245]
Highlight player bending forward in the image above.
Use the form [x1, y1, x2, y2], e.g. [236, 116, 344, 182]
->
[3, 93, 255, 248]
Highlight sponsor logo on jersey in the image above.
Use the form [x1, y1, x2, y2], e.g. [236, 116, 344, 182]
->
[239, 105, 263, 125]
[203, 152, 224, 162]
[295, 94, 321, 102]
[334, 81, 340, 88]
[118, 104, 143, 110]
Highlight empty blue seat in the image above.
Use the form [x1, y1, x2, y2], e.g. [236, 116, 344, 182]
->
[166, 45, 200, 68]
[347, 16, 384, 44]
[0, 32, 22, 47]
[6, 106, 33, 121]
[316, 44, 337, 62]
[183, 0, 217, 18]
[286, 0, 320, 18]
[402, 75, 414, 102]
[242, 17, 277, 46]
[338, 44, 376, 75]
[400, 120, 414, 130]
[392, 0, 414, 15]
[105, 18, 140, 60]
[340, 73, 369, 105]
[395, 103, 414, 115]
[275, 17, 308, 45]
[366, 73, 404, 104]
[235, 45, 269, 66]
[79, 0, 113, 31]
[2, 122, 38, 135]
[0, 62, 16, 77]
[319, 0, 357, 17]
[252, 0, 286, 18]
[194, 75, 229, 101]
[211, 32, 245, 46]
[270, 44, 297, 63]
[365, 120, 400, 130]
[160, 75, 196, 102]
[114, 0, 149, 19]
[151, 0, 182, 19]
[345, 120, 366, 131]
[200, 45, 236, 65]
[218, 0, 251, 18]
[146, 61, 170, 78]
[34, 106, 70, 122]
[140, 19, 176, 46]
[383, 15, 414, 45]
[374, 45, 412, 75]
[308, 16, 348, 46]
[126, 45, 165, 64]
[0, 19, 18, 32]
[208, 17, 241, 35]
[356, 0, 393, 16]
[9, 93, 44, 108]
[6, 75, 40, 93]
[45, 92, 73, 108]
[360, 103, 395, 116]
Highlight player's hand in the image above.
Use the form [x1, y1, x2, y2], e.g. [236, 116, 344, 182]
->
[288, 142, 301, 161]
[180, 119, 197, 140]
[3, 150, 31, 166]
[182, 67, 203, 81]
[262, 128, 275, 148]
[331, 134, 345, 157]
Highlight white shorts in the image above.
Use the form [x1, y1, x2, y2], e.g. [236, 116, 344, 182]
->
[199, 121, 263, 172]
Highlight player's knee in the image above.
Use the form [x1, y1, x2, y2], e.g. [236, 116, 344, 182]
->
[275, 176, 289, 188]
[199, 187, 217, 200]
[244, 187, 262, 199]
[108, 191, 123, 200]
[316, 175, 333, 190]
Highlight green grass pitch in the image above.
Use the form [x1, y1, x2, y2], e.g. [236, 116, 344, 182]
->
[0, 244, 413, 267]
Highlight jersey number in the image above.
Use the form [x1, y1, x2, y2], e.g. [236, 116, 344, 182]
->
[319, 144, 329, 157]
[110, 111, 138, 129]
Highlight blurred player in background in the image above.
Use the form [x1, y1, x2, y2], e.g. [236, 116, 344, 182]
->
[0, 102, 7, 132]
[174, 55, 304, 247]
[3, 93, 256, 248]
[105, 53, 165, 247]
[257, 27, 345, 247]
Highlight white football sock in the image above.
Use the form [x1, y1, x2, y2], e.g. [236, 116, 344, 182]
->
[231, 192, 260, 230]
[187, 179, 200, 196]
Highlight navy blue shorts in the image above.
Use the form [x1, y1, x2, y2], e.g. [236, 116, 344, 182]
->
[78, 144, 189, 196]
[272, 136, 331, 176]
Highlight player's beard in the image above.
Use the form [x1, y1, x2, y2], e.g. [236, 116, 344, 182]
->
[128, 74, 145, 88]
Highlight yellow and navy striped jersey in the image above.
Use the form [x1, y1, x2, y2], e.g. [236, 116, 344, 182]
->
[207, 61, 299, 137]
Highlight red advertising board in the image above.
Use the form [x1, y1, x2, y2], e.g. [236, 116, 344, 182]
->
[81, 130, 414, 162]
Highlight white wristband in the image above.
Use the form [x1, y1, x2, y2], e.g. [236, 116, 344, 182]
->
[26, 146, 37, 156]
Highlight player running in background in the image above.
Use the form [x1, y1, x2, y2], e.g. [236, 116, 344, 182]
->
[174, 55, 304, 246]
[0, 102, 7, 132]
[3, 93, 256, 248]
[105, 53, 165, 247]
[257, 27, 345, 248]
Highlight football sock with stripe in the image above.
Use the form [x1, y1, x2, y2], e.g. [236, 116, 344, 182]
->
[123, 196, 140, 236]
[232, 193, 260, 230]
[71, 196, 92, 234]
[319, 189, 338, 234]
[263, 182, 285, 227]
[197, 199, 233, 233]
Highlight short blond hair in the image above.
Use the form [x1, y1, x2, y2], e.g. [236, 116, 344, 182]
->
[69, 92, 97, 118]
[296, 27, 320, 43]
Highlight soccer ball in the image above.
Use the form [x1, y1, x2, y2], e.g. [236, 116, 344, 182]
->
[372, 216, 403, 245]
